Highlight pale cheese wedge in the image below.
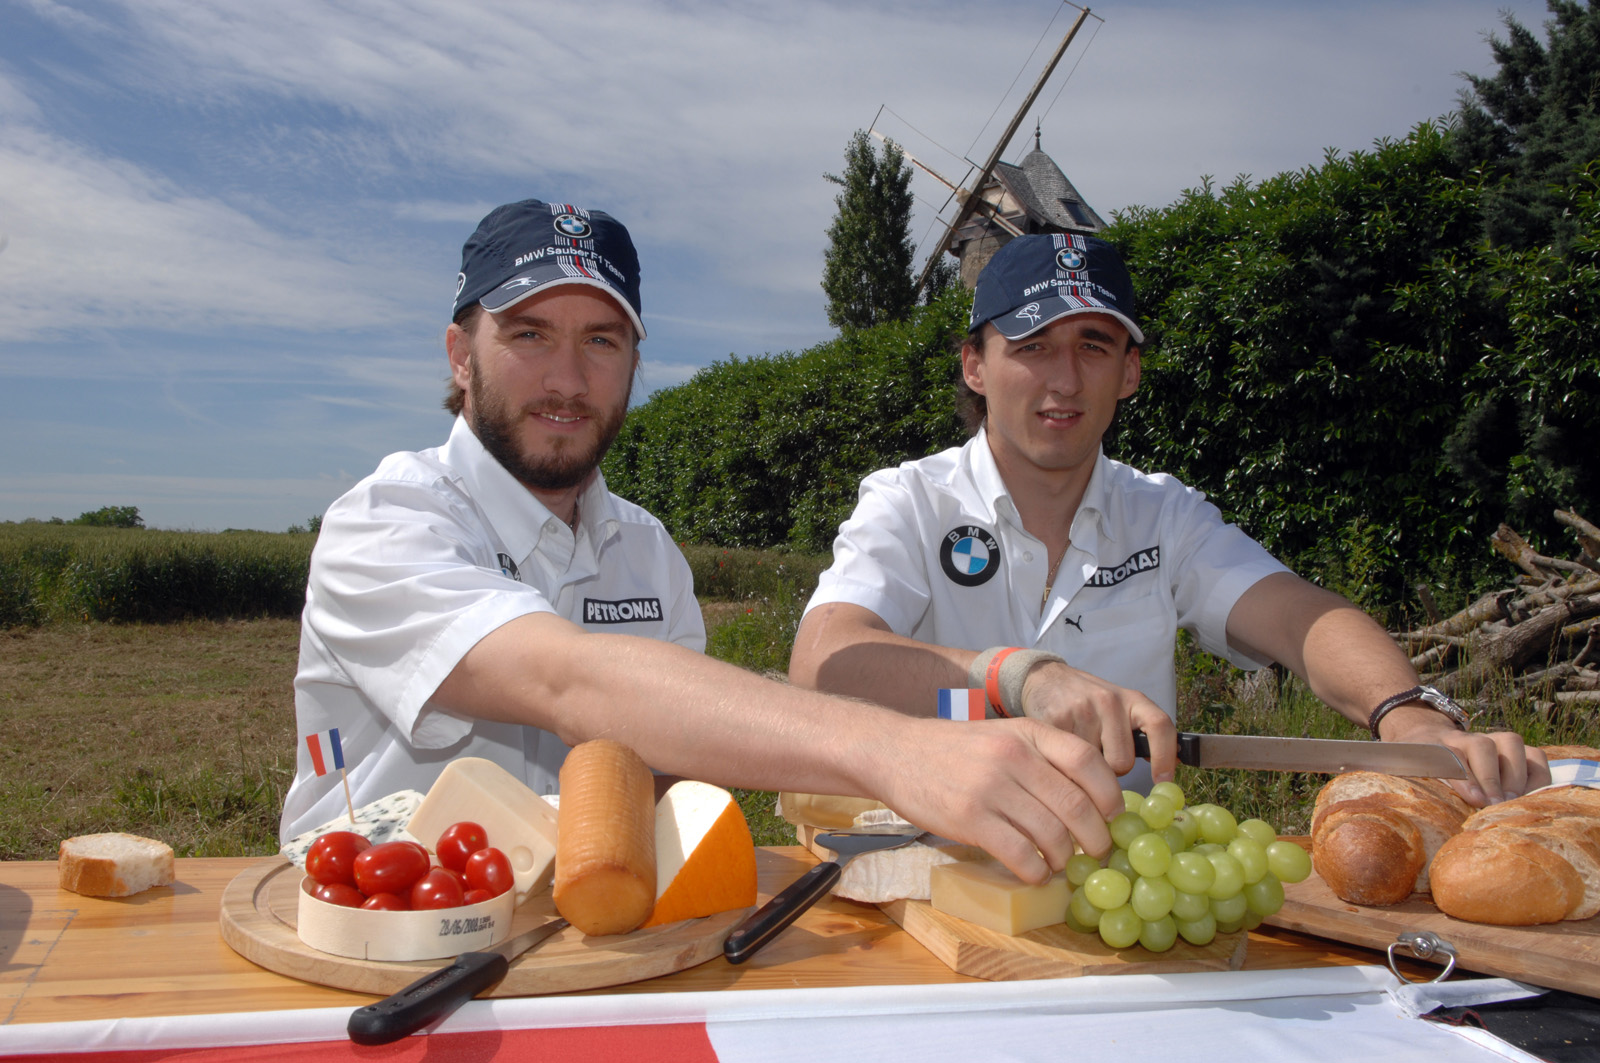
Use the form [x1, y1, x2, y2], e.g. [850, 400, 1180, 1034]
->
[641, 780, 757, 928]
[777, 791, 887, 829]
[930, 860, 1071, 936]
[406, 757, 560, 903]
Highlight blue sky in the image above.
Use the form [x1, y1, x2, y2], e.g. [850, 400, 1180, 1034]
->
[0, 0, 1551, 530]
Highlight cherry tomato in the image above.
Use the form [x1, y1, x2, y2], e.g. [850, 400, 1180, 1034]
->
[353, 840, 431, 897]
[409, 867, 466, 910]
[312, 881, 366, 908]
[439, 866, 469, 891]
[463, 888, 495, 906]
[435, 821, 490, 873]
[305, 831, 371, 888]
[360, 891, 410, 911]
[464, 847, 515, 898]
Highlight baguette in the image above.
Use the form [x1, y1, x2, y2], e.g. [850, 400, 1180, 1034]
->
[1310, 772, 1471, 905]
[1429, 745, 1600, 925]
[58, 833, 175, 897]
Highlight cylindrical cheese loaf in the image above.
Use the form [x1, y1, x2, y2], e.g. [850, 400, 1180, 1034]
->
[552, 739, 657, 936]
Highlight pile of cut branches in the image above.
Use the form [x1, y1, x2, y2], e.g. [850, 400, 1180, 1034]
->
[1398, 510, 1600, 717]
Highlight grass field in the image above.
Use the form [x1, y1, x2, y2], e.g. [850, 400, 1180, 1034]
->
[4, 595, 1595, 862]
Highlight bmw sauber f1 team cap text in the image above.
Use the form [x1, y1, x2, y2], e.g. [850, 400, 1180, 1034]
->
[969, 233, 1143, 345]
[453, 199, 646, 340]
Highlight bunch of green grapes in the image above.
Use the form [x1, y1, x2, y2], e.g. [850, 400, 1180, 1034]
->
[1063, 782, 1312, 953]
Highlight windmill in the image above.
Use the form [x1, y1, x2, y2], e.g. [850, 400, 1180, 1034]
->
[884, 3, 1105, 297]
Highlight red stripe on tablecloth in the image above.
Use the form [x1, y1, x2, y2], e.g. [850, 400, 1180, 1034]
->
[0, 1021, 718, 1062]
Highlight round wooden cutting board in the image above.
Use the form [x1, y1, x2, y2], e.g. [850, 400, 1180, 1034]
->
[219, 857, 749, 997]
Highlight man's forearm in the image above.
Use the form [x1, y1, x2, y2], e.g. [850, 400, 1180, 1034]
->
[431, 609, 1133, 882]
[1228, 572, 1436, 728]
[788, 603, 974, 714]
[437, 610, 898, 796]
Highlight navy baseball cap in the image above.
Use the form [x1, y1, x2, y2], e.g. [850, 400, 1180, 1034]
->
[969, 233, 1143, 345]
[453, 199, 646, 340]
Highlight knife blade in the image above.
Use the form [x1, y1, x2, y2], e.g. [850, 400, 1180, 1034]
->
[347, 916, 569, 1046]
[1132, 730, 1470, 778]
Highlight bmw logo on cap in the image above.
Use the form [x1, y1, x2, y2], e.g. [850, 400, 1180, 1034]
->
[554, 213, 592, 238]
[1056, 247, 1085, 271]
[939, 525, 1002, 587]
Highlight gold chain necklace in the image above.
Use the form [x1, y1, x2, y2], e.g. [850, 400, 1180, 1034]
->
[1041, 549, 1065, 611]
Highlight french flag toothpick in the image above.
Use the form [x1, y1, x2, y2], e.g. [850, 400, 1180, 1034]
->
[306, 728, 356, 824]
[937, 688, 985, 722]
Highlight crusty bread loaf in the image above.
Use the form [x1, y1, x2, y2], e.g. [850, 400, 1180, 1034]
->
[1310, 772, 1471, 905]
[1430, 751, 1600, 926]
[58, 833, 175, 897]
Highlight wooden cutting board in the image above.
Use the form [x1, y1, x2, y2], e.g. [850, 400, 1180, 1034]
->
[798, 827, 1246, 980]
[219, 857, 748, 997]
[1266, 870, 1600, 997]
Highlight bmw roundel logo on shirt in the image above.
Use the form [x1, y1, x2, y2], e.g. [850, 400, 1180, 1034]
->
[939, 525, 1001, 586]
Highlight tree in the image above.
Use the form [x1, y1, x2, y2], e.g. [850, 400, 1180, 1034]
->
[72, 505, 143, 529]
[1452, 0, 1600, 250]
[922, 252, 960, 305]
[821, 131, 916, 330]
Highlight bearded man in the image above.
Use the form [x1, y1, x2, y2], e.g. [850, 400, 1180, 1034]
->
[279, 201, 1128, 888]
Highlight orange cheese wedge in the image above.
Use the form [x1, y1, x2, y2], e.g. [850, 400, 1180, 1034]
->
[641, 780, 757, 928]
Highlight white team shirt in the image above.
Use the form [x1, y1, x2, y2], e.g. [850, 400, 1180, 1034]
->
[806, 429, 1289, 792]
[280, 417, 704, 840]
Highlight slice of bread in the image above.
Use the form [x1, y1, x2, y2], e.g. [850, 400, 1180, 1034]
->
[59, 833, 175, 897]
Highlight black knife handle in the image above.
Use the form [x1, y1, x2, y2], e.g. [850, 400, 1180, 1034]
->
[723, 859, 843, 965]
[1132, 730, 1199, 766]
[347, 950, 509, 1046]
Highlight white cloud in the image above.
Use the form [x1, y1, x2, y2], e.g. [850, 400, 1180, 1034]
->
[0, 121, 428, 340]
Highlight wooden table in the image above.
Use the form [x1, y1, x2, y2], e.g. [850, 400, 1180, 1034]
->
[0, 847, 1438, 1026]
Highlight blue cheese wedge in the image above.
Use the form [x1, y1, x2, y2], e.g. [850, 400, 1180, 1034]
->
[279, 790, 424, 867]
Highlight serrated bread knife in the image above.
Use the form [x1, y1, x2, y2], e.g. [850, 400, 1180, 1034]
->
[347, 916, 569, 1045]
[1133, 730, 1470, 778]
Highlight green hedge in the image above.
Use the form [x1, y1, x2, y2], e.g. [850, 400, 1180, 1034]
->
[0, 524, 315, 625]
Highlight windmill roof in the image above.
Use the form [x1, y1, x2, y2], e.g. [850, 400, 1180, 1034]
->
[991, 147, 1106, 232]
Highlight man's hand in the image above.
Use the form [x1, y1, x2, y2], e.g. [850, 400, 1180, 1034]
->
[1018, 660, 1178, 784]
[864, 716, 1125, 885]
[1377, 703, 1551, 806]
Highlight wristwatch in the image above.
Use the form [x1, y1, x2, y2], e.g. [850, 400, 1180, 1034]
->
[1368, 684, 1472, 738]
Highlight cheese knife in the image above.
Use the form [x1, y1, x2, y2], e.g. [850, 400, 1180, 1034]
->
[347, 916, 569, 1045]
[1132, 730, 1470, 778]
[723, 828, 924, 965]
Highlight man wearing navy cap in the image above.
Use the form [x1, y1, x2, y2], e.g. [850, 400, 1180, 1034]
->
[282, 203, 1134, 885]
[791, 233, 1547, 807]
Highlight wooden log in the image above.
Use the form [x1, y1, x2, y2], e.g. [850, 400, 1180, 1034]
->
[1407, 640, 1461, 673]
[1433, 593, 1600, 697]
[1415, 583, 1443, 625]
[1492, 523, 1597, 580]
[1556, 509, 1600, 569]
[1409, 591, 1511, 639]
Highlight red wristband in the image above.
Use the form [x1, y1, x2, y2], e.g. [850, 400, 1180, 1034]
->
[985, 647, 1021, 718]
